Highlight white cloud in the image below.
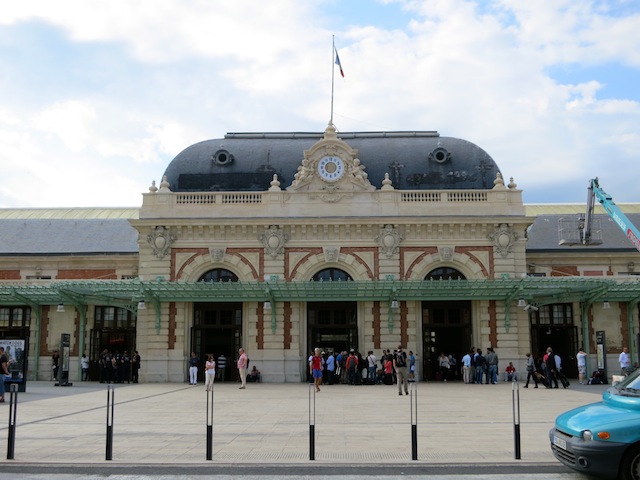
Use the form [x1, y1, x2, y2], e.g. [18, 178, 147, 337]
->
[0, 0, 638, 207]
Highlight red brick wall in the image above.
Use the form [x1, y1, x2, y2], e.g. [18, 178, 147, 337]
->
[0, 270, 21, 279]
[56, 269, 117, 279]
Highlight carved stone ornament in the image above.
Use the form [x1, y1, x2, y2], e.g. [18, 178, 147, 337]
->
[438, 246, 454, 262]
[147, 226, 176, 259]
[375, 225, 404, 257]
[489, 223, 518, 257]
[323, 247, 340, 262]
[258, 225, 289, 258]
[209, 247, 226, 263]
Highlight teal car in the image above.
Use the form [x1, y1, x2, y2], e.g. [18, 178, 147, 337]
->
[550, 368, 640, 480]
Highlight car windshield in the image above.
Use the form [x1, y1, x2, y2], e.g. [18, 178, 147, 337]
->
[615, 368, 640, 394]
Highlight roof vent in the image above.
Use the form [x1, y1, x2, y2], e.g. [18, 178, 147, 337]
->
[428, 146, 451, 164]
[212, 149, 234, 166]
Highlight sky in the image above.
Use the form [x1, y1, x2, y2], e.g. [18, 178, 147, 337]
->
[1, 0, 639, 208]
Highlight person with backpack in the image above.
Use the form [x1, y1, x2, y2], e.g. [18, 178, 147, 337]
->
[346, 350, 359, 385]
[394, 345, 409, 395]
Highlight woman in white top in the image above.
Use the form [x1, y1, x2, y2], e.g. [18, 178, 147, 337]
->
[205, 355, 216, 391]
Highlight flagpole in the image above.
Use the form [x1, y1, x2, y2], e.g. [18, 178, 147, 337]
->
[330, 35, 335, 125]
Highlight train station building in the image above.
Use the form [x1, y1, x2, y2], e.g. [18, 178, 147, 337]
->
[1, 122, 639, 384]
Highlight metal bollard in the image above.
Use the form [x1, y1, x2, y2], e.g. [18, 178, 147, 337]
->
[106, 385, 115, 461]
[7, 383, 18, 460]
[309, 383, 315, 461]
[410, 381, 418, 460]
[206, 386, 214, 460]
[512, 381, 521, 460]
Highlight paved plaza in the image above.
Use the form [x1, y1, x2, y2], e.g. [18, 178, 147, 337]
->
[0, 378, 607, 475]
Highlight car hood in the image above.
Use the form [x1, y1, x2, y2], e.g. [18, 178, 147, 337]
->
[556, 400, 639, 437]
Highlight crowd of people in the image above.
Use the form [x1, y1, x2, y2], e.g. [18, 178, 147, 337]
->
[43, 342, 634, 389]
[306, 345, 417, 391]
[97, 349, 141, 384]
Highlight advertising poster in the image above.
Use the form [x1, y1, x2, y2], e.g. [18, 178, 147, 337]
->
[0, 339, 26, 382]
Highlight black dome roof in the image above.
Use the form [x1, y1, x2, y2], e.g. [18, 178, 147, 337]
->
[162, 131, 501, 192]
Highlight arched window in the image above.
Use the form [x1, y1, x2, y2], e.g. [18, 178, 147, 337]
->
[198, 269, 238, 283]
[312, 268, 353, 282]
[425, 267, 466, 281]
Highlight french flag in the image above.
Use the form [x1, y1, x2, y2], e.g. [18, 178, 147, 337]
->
[335, 48, 344, 77]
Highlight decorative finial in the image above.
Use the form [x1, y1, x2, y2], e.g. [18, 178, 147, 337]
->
[493, 172, 506, 190]
[148, 180, 158, 193]
[381, 172, 394, 191]
[159, 175, 171, 192]
[508, 177, 517, 189]
[268, 174, 281, 192]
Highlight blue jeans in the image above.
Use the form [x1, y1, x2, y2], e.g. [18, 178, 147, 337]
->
[489, 365, 498, 384]
[475, 367, 484, 384]
[368, 366, 377, 381]
[0, 374, 4, 398]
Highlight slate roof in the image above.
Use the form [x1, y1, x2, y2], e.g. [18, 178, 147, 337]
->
[0, 219, 139, 255]
[162, 131, 501, 192]
[526, 213, 640, 252]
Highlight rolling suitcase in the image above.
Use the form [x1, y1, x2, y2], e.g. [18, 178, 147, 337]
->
[534, 371, 549, 387]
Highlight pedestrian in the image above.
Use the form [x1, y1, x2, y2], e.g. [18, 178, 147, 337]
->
[131, 350, 141, 383]
[394, 345, 409, 395]
[576, 347, 587, 384]
[80, 353, 90, 381]
[205, 354, 216, 391]
[0, 346, 9, 403]
[52, 350, 60, 382]
[545, 347, 559, 388]
[474, 349, 486, 385]
[505, 362, 517, 381]
[408, 350, 416, 382]
[366, 350, 377, 382]
[462, 350, 472, 384]
[122, 350, 131, 383]
[188, 351, 199, 385]
[325, 351, 336, 385]
[346, 349, 359, 385]
[486, 347, 499, 384]
[217, 353, 226, 381]
[237, 348, 248, 389]
[310, 347, 323, 392]
[619, 347, 631, 375]
[523, 353, 538, 388]
[438, 352, 450, 381]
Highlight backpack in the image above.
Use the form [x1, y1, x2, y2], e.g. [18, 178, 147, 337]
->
[347, 356, 357, 372]
[396, 352, 406, 367]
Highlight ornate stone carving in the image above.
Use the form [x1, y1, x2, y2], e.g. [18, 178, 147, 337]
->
[209, 247, 226, 263]
[375, 225, 404, 257]
[438, 246, 454, 262]
[147, 226, 176, 259]
[258, 225, 289, 258]
[323, 247, 340, 262]
[489, 223, 518, 257]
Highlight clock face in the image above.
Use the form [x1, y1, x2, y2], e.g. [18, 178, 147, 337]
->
[317, 156, 345, 182]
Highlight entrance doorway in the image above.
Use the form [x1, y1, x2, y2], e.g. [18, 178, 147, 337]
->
[422, 267, 471, 381]
[307, 301, 358, 356]
[191, 268, 242, 382]
[89, 306, 137, 381]
[307, 268, 357, 360]
[192, 302, 243, 382]
[529, 303, 578, 378]
[422, 301, 471, 380]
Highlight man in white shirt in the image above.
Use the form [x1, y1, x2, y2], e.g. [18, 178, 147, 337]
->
[619, 347, 631, 375]
[576, 347, 587, 384]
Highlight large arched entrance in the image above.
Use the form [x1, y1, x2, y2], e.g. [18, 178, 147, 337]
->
[191, 268, 242, 382]
[422, 267, 472, 381]
[307, 268, 357, 357]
